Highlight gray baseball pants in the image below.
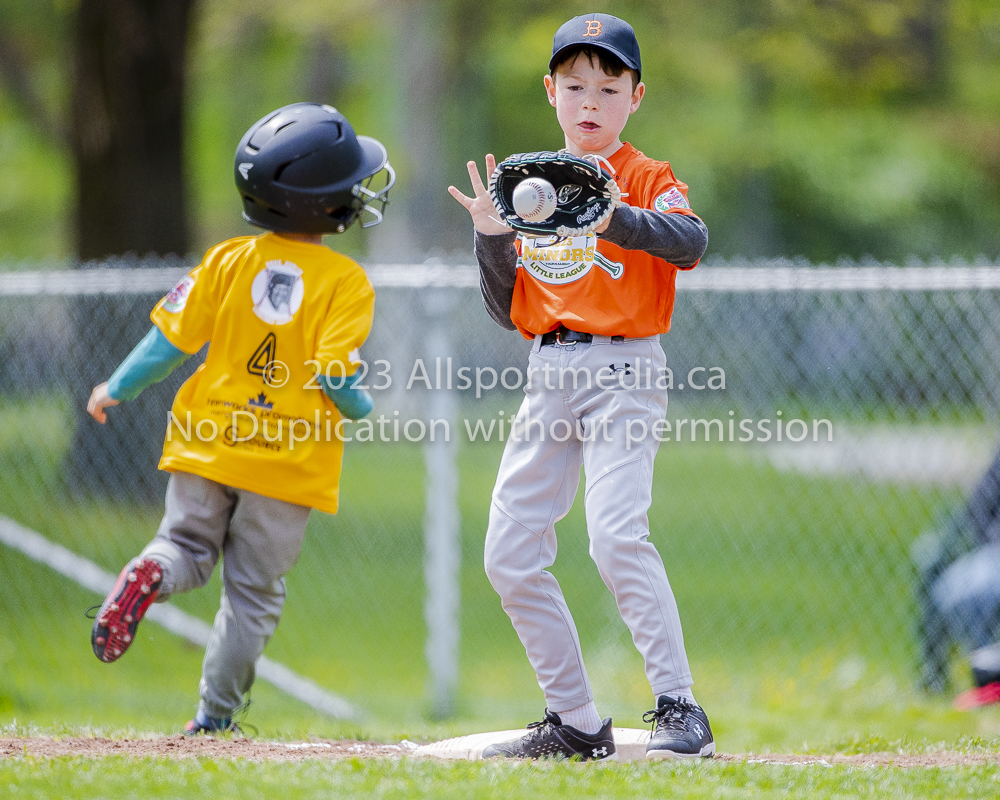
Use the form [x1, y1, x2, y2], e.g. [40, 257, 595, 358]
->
[484, 334, 693, 713]
[139, 471, 311, 719]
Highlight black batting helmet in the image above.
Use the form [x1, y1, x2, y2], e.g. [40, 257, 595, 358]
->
[235, 102, 394, 234]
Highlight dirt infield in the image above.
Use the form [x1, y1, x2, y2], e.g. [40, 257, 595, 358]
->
[2, 736, 999, 767]
[0, 735, 413, 761]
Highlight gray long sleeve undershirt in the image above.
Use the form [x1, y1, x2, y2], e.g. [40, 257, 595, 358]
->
[474, 206, 708, 331]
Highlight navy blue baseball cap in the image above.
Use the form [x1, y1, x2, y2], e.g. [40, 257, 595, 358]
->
[549, 13, 641, 81]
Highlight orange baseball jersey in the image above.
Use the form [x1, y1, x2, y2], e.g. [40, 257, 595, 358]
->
[509, 142, 699, 339]
[151, 232, 375, 514]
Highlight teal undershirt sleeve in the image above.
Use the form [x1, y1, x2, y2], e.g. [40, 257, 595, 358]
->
[321, 371, 374, 420]
[108, 326, 372, 419]
[106, 326, 191, 402]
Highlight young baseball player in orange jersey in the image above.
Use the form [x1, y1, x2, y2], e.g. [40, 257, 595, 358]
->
[86, 102, 394, 734]
[449, 14, 713, 760]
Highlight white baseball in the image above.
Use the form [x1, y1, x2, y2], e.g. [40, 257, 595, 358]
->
[512, 178, 558, 222]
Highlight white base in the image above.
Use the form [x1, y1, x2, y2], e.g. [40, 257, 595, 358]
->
[414, 727, 652, 761]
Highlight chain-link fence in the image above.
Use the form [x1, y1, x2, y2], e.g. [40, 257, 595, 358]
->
[1, 256, 998, 741]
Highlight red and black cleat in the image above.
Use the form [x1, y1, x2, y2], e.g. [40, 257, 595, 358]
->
[953, 682, 1000, 711]
[91, 558, 163, 663]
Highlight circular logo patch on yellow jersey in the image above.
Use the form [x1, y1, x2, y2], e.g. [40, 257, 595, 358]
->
[162, 275, 195, 313]
[251, 260, 304, 325]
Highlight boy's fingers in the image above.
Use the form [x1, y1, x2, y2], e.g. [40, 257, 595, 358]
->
[466, 160, 487, 195]
[447, 186, 474, 209]
[87, 383, 117, 423]
[87, 401, 107, 424]
[486, 153, 497, 174]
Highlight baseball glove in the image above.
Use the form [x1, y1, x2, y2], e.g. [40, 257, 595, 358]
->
[489, 151, 622, 237]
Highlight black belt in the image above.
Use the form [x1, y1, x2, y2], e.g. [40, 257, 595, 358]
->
[540, 325, 624, 346]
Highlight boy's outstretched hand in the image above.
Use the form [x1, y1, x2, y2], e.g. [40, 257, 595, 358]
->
[87, 382, 119, 424]
[448, 155, 512, 236]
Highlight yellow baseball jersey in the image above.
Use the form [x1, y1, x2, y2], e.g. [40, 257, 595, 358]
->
[151, 232, 375, 514]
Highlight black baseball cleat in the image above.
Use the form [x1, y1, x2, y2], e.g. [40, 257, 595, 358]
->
[643, 695, 715, 759]
[184, 714, 240, 736]
[481, 709, 616, 761]
[91, 558, 163, 663]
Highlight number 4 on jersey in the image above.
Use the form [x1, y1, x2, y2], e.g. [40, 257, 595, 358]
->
[247, 333, 277, 378]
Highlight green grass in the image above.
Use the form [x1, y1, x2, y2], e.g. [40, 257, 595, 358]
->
[0, 396, 990, 756]
[2, 753, 1000, 800]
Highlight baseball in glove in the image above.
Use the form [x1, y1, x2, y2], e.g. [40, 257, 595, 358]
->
[489, 151, 623, 237]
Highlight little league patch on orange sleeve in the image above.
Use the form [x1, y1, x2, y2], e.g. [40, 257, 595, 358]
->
[654, 188, 690, 212]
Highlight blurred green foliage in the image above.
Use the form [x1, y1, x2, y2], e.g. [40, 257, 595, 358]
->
[1, 0, 999, 263]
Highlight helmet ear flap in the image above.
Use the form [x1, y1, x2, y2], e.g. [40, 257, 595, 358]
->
[323, 203, 360, 234]
[240, 193, 289, 228]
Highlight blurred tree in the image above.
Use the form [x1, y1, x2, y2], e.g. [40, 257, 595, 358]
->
[691, 0, 1000, 262]
[732, 0, 781, 258]
[2, 0, 999, 264]
[0, 1, 71, 257]
[0, 25, 64, 144]
[69, 0, 197, 501]
[368, 0, 449, 258]
[71, 0, 195, 259]
[746, 0, 951, 105]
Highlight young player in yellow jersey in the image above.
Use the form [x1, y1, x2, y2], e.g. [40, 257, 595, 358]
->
[86, 102, 394, 734]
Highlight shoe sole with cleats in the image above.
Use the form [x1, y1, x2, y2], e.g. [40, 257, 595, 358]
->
[91, 558, 162, 663]
[646, 740, 716, 759]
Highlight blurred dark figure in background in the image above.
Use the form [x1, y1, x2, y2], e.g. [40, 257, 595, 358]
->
[913, 446, 1000, 708]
